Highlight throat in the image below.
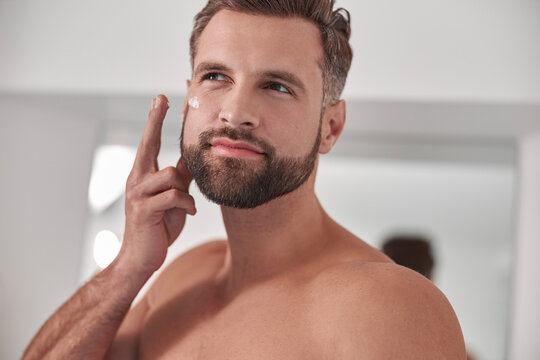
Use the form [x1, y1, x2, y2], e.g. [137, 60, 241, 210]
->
[216, 193, 332, 294]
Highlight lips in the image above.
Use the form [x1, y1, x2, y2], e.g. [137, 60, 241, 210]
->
[211, 139, 262, 153]
[210, 138, 263, 158]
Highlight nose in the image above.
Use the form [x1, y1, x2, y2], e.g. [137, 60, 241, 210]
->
[218, 86, 260, 130]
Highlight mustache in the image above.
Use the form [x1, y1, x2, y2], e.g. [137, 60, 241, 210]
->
[198, 127, 275, 156]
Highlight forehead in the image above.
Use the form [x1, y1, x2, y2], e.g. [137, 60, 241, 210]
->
[194, 10, 324, 83]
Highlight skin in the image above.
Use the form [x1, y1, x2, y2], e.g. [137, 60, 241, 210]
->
[118, 10, 465, 359]
[23, 9, 466, 360]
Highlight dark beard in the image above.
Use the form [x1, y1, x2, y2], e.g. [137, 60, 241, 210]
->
[180, 121, 321, 209]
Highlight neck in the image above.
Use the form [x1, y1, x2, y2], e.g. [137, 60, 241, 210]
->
[214, 174, 333, 297]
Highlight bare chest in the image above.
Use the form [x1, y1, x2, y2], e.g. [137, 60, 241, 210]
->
[139, 282, 329, 360]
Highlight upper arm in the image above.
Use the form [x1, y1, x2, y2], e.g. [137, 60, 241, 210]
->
[105, 296, 150, 360]
[320, 263, 466, 359]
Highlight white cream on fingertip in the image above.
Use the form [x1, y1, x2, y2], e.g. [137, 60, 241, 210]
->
[188, 96, 200, 109]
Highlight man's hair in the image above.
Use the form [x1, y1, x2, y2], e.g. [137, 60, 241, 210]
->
[189, 0, 353, 108]
[382, 235, 435, 279]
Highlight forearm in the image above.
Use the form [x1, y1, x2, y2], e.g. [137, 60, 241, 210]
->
[23, 255, 152, 360]
[23, 94, 193, 359]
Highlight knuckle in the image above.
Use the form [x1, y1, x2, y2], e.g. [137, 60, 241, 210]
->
[136, 201, 150, 218]
[125, 188, 138, 202]
[125, 181, 143, 201]
[167, 188, 180, 201]
[163, 167, 178, 184]
[126, 173, 142, 189]
[127, 199, 144, 217]
[164, 166, 177, 177]
[141, 139, 159, 153]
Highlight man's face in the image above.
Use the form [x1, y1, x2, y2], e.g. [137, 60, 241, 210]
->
[181, 10, 325, 209]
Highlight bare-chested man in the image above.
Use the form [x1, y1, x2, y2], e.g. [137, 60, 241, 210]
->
[23, 1, 466, 359]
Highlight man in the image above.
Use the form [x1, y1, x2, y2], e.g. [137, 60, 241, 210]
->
[23, 0, 466, 359]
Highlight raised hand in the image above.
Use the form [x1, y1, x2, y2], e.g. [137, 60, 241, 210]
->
[119, 94, 196, 275]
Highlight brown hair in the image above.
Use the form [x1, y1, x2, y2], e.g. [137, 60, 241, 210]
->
[382, 235, 435, 279]
[189, 0, 353, 108]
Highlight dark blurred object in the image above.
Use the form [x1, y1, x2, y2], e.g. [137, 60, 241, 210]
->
[382, 235, 477, 360]
[382, 235, 434, 280]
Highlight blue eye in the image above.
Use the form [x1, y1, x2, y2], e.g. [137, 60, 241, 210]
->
[205, 73, 226, 81]
[268, 83, 291, 94]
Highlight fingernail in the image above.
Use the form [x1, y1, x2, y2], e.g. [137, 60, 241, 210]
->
[155, 97, 162, 107]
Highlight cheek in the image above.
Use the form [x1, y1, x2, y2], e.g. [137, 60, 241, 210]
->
[182, 96, 220, 146]
[266, 117, 319, 157]
[181, 121, 199, 147]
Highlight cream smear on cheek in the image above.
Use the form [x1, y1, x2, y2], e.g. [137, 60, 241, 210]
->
[188, 96, 200, 109]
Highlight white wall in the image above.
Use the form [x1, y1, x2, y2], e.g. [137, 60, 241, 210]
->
[509, 133, 540, 360]
[1, 0, 539, 102]
[0, 95, 100, 359]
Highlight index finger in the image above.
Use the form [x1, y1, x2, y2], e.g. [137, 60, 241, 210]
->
[133, 94, 169, 175]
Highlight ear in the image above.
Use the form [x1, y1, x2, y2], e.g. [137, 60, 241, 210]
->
[318, 100, 346, 154]
[181, 79, 192, 120]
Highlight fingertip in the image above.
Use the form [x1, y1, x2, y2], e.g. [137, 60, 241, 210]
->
[153, 94, 170, 112]
[185, 204, 197, 216]
[188, 194, 197, 215]
[176, 157, 193, 185]
[156, 94, 169, 102]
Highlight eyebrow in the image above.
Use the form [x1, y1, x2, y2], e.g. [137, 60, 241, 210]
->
[193, 61, 232, 78]
[258, 70, 307, 95]
[193, 61, 307, 95]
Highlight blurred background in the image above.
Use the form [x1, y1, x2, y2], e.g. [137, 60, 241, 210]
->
[1, 1, 539, 359]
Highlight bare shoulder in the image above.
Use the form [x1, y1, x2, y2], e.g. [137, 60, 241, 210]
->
[145, 240, 228, 307]
[311, 261, 466, 359]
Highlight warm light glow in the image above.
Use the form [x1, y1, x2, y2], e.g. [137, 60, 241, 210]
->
[93, 230, 121, 269]
[88, 145, 136, 213]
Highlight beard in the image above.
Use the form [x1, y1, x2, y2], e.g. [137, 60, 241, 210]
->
[180, 116, 321, 209]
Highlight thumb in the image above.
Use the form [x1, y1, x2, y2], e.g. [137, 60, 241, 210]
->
[176, 157, 193, 190]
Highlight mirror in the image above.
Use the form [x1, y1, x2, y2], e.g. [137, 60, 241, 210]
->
[80, 95, 517, 360]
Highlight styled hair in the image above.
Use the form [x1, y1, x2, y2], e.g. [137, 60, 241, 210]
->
[189, 0, 353, 108]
